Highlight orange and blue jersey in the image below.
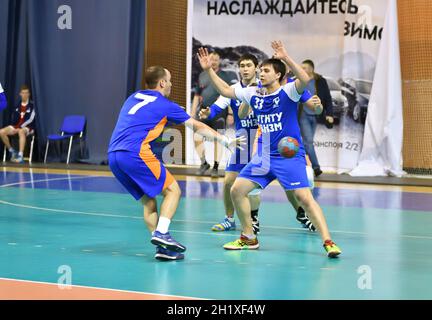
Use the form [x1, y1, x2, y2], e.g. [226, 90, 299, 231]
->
[109, 90, 190, 153]
[108, 90, 190, 199]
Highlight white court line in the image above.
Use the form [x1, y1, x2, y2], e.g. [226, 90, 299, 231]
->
[0, 199, 237, 238]
[1, 176, 432, 240]
[1, 198, 432, 240]
[0, 175, 99, 188]
[0, 277, 206, 300]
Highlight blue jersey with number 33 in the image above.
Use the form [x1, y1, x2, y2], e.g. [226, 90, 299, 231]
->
[235, 82, 306, 157]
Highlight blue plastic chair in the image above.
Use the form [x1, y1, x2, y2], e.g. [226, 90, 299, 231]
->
[44, 115, 86, 164]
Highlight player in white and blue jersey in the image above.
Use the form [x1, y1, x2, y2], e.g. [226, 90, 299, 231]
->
[200, 54, 318, 235]
[198, 54, 262, 234]
[197, 42, 341, 258]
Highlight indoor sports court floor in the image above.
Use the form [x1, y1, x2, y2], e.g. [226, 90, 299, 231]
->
[1, 166, 432, 300]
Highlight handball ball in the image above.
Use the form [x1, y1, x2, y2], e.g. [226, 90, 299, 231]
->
[278, 136, 299, 158]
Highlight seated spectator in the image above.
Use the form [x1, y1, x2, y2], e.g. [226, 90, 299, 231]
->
[0, 85, 36, 163]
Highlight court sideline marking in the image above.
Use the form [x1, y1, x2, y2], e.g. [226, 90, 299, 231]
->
[0, 175, 97, 188]
[0, 277, 204, 300]
[2, 166, 432, 193]
[1, 196, 432, 240]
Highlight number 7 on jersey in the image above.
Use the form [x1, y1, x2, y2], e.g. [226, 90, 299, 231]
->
[128, 93, 157, 115]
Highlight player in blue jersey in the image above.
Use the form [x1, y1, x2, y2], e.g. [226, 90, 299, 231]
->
[197, 42, 341, 258]
[108, 66, 245, 261]
[199, 54, 262, 233]
[200, 54, 318, 234]
[0, 82, 7, 111]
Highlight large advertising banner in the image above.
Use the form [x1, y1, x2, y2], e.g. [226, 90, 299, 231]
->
[186, 0, 389, 173]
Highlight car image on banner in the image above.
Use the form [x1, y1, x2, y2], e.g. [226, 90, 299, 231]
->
[340, 78, 373, 124]
[187, 0, 388, 172]
[323, 77, 349, 126]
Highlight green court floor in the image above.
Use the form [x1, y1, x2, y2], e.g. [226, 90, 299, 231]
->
[1, 172, 432, 299]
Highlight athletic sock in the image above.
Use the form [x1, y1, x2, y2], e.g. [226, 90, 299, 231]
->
[200, 157, 207, 165]
[18, 152, 23, 157]
[226, 216, 235, 222]
[8, 148, 14, 153]
[242, 233, 256, 240]
[251, 209, 259, 221]
[156, 217, 171, 234]
[297, 207, 305, 215]
[213, 161, 219, 170]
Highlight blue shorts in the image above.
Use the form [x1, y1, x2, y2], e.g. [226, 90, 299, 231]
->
[225, 147, 251, 173]
[108, 150, 175, 200]
[238, 153, 309, 190]
[226, 139, 263, 173]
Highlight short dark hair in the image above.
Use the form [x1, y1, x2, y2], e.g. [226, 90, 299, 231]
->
[210, 51, 220, 57]
[20, 85, 30, 92]
[238, 54, 259, 67]
[302, 59, 315, 69]
[144, 66, 167, 89]
[261, 58, 286, 82]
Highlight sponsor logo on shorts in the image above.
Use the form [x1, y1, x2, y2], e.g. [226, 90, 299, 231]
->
[290, 182, 301, 186]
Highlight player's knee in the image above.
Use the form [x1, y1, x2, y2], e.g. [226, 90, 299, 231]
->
[0, 128, 6, 136]
[224, 176, 235, 189]
[170, 181, 181, 197]
[230, 183, 246, 200]
[295, 190, 311, 205]
[230, 185, 239, 200]
[144, 205, 156, 217]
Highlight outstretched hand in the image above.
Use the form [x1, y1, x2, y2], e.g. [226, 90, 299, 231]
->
[271, 40, 289, 60]
[197, 47, 212, 71]
[226, 135, 247, 153]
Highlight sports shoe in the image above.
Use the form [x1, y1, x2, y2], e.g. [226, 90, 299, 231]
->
[314, 168, 323, 177]
[197, 162, 210, 175]
[12, 155, 24, 164]
[223, 234, 259, 250]
[155, 245, 184, 261]
[323, 240, 342, 258]
[151, 231, 186, 253]
[9, 149, 18, 161]
[211, 167, 219, 178]
[296, 207, 316, 232]
[212, 217, 236, 231]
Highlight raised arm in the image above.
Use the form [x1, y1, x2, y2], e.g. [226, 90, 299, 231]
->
[190, 94, 201, 119]
[271, 41, 310, 93]
[197, 48, 236, 100]
[238, 101, 251, 119]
